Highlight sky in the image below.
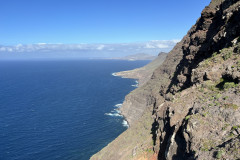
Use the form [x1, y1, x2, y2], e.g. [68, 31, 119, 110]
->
[0, 0, 211, 59]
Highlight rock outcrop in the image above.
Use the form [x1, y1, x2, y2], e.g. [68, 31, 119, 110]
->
[91, 0, 240, 159]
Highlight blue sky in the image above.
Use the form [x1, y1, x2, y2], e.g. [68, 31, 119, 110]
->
[0, 0, 211, 59]
[1, 0, 211, 45]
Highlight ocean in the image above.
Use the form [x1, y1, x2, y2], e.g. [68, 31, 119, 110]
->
[0, 60, 149, 160]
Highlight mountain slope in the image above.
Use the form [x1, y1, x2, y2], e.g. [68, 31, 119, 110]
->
[114, 52, 167, 86]
[91, 0, 240, 159]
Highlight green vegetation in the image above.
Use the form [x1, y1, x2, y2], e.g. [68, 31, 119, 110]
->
[223, 52, 232, 60]
[236, 42, 240, 53]
[145, 148, 153, 153]
[199, 87, 204, 92]
[185, 115, 191, 120]
[222, 48, 233, 60]
[201, 140, 215, 152]
[212, 52, 218, 57]
[222, 124, 230, 131]
[223, 96, 229, 100]
[203, 80, 218, 91]
[208, 85, 216, 91]
[216, 78, 238, 90]
[215, 93, 222, 99]
[228, 132, 235, 138]
[223, 82, 237, 89]
[202, 112, 207, 117]
[214, 101, 221, 106]
[201, 147, 209, 152]
[216, 150, 224, 159]
[237, 60, 240, 67]
[208, 103, 213, 107]
[202, 59, 210, 67]
[223, 103, 239, 110]
[232, 125, 240, 130]
[210, 96, 215, 101]
[232, 126, 238, 130]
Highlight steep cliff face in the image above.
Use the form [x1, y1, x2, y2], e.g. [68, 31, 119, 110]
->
[91, 0, 240, 159]
[151, 0, 240, 159]
[117, 53, 167, 126]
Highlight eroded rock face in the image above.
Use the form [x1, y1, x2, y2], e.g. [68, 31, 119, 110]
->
[91, 0, 240, 159]
[151, 0, 240, 159]
[166, 0, 240, 95]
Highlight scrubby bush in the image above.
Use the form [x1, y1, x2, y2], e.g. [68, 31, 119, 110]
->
[232, 126, 238, 130]
[216, 77, 238, 90]
[212, 52, 218, 57]
[216, 150, 224, 159]
[215, 93, 222, 99]
[223, 96, 229, 100]
[224, 103, 239, 110]
[222, 51, 232, 60]
[185, 115, 191, 120]
[235, 43, 240, 53]
[223, 82, 236, 89]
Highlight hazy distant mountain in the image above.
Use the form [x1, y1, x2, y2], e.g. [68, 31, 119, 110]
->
[110, 53, 157, 61]
[114, 52, 167, 86]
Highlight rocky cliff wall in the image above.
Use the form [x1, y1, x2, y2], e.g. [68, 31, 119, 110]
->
[151, 0, 240, 159]
[91, 0, 240, 159]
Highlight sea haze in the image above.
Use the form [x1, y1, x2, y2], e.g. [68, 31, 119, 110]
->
[0, 59, 149, 160]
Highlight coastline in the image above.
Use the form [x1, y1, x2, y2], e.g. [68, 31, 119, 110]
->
[112, 53, 167, 86]
[91, 1, 240, 159]
[110, 72, 141, 128]
[104, 102, 129, 128]
[91, 53, 167, 160]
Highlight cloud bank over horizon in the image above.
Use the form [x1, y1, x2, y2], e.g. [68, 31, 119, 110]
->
[0, 40, 180, 59]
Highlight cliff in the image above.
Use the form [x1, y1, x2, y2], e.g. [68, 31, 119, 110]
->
[114, 52, 167, 86]
[91, 0, 240, 159]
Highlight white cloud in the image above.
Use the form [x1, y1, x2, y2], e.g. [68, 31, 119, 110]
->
[0, 47, 6, 51]
[156, 44, 169, 48]
[145, 44, 155, 49]
[37, 43, 47, 45]
[0, 40, 179, 58]
[96, 45, 105, 50]
[7, 48, 13, 52]
[172, 39, 181, 43]
[144, 41, 171, 49]
[16, 44, 23, 47]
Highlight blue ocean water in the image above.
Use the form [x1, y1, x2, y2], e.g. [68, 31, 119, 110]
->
[0, 60, 149, 160]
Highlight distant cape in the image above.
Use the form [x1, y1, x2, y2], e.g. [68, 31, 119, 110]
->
[108, 53, 157, 61]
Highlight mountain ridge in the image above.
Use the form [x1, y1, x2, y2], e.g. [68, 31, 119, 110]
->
[109, 53, 157, 61]
[91, 0, 240, 159]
